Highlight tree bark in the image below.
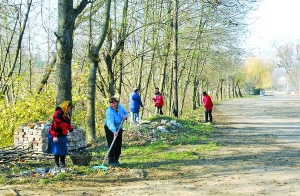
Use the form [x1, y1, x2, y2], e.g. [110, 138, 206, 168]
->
[55, 0, 89, 106]
[87, 0, 111, 141]
[172, 0, 179, 118]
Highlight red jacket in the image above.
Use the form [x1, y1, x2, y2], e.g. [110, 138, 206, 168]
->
[153, 93, 164, 107]
[202, 95, 213, 111]
[49, 109, 73, 137]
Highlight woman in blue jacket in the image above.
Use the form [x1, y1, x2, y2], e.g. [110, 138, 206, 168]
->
[104, 97, 128, 167]
[129, 88, 143, 127]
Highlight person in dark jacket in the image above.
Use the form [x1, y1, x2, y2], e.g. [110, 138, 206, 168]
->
[129, 87, 143, 127]
[47, 101, 73, 168]
[202, 91, 214, 123]
[105, 97, 128, 167]
[152, 87, 164, 115]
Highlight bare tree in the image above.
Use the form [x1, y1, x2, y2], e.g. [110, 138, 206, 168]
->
[86, 0, 111, 141]
[273, 39, 300, 91]
[0, 0, 33, 100]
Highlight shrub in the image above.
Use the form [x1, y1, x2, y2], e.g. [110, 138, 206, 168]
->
[0, 90, 55, 147]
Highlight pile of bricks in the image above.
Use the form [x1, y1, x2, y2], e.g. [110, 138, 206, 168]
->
[14, 122, 87, 153]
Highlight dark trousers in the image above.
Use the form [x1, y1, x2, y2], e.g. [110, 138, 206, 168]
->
[54, 154, 65, 166]
[156, 106, 163, 115]
[104, 125, 123, 159]
[205, 109, 213, 122]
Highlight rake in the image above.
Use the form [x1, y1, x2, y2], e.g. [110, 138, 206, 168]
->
[91, 119, 124, 171]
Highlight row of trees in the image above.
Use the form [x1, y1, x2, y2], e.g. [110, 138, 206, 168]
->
[0, 0, 264, 145]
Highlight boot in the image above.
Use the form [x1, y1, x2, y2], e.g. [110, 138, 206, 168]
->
[108, 157, 116, 167]
[54, 154, 60, 167]
[115, 156, 121, 166]
[60, 155, 66, 167]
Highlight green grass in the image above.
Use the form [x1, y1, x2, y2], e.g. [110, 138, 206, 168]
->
[0, 109, 219, 185]
[117, 114, 218, 169]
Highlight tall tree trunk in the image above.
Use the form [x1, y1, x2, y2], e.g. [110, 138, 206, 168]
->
[220, 79, 224, 100]
[138, 4, 148, 118]
[172, 0, 178, 118]
[234, 80, 238, 98]
[168, 65, 173, 116]
[188, 4, 208, 111]
[117, 47, 124, 96]
[116, 0, 128, 97]
[179, 65, 192, 115]
[56, 0, 75, 105]
[216, 83, 220, 100]
[237, 84, 243, 97]
[232, 78, 235, 98]
[55, 0, 89, 106]
[87, 0, 111, 141]
[28, 33, 33, 93]
[192, 56, 206, 110]
[145, 21, 159, 115]
[236, 80, 242, 97]
[159, 0, 172, 94]
[228, 77, 231, 99]
[104, 54, 115, 97]
[87, 60, 97, 141]
[103, 0, 128, 98]
[137, 1, 148, 91]
[192, 77, 199, 110]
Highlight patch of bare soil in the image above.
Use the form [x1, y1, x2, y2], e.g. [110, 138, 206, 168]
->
[2, 93, 300, 196]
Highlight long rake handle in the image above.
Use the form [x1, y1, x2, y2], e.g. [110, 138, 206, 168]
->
[101, 136, 117, 165]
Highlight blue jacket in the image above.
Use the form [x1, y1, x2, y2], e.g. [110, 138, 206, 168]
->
[105, 104, 129, 133]
[129, 92, 143, 113]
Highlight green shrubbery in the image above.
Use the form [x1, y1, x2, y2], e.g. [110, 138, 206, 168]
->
[0, 88, 108, 147]
[0, 90, 55, 147]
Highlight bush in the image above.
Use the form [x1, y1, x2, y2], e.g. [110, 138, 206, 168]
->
[0, 90, 55, 147]
[0, 89, 107, 146]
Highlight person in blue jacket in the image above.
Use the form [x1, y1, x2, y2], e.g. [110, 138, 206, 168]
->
[129, 87, 143, 127]
[104, 97, 128, 167]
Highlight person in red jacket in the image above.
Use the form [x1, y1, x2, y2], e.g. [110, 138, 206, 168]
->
[202, 91, 214, 123]
[152, 87, 164, 115]
[47, 101, 74, 168]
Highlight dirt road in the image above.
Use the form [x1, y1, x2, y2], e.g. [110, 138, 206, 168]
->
[207, 93, 300, 195]
[2, 93, 300, 195]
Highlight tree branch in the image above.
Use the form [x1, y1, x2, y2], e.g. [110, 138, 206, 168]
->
[74, 0, 91, 18]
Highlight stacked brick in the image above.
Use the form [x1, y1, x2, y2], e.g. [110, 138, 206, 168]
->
[66, 127, 87, 151]
[14, 122, 87, 153]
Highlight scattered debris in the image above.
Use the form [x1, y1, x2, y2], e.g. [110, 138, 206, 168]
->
[124, 119, 184, 146]
[0, 145, 53, 164]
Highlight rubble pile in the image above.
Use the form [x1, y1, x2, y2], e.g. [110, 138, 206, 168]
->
[125, 119, 184, 145]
